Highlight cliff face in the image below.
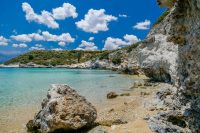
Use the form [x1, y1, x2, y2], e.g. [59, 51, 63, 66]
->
[139, 0, 200, 132]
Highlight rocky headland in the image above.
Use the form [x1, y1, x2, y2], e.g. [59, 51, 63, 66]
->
[139, 0, 200, 132]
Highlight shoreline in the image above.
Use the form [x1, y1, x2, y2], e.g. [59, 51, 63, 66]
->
[0, 72, 163, 133]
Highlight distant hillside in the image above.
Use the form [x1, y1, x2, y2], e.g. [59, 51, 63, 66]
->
[4, 42, 141, 66]
[4, 50, 108, 66]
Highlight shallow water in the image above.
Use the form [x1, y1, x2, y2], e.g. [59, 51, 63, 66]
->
[0, 68, 138, 133]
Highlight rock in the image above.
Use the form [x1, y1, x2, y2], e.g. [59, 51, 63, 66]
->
[131, 81, 144, 88]
[141, 92, 150, 97]
[27, 84, 97, 133]
[149, 112, 187, 133]
[108, 108, 115, 113]
[98, 119, 127, 127]
[120, 93, 130, 97]
[149, 107, 156, 112]
[88, 126, 106, 133]
[139, 0, 200, 132]
[107, 92, 118, 99]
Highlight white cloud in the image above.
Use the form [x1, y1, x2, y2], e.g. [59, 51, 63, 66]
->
[76, 40, 98, 51]
[0, 36, 9, 46]
[11, 31, 75, 44]
[58, 42, 66, 47]
[41, 31, 75, 43]
[89, 37, 94, 41]
[29, 44, 45, 51]
[119, 14, 128, 18]
[123, 34, 140, 45]
[76, 9, 117, 33]
[52, 3, 78, 20]
[103, 37, 126, 50]
[22, 2, 59, 29]
[35, 44, 43, 47]
[51, 48, 63, 51]
[133, 20, 151, 30]
[11, 34, 33, 42]
[12, 43, 27, 48]
[22, 2, 78, 29]
[103, 34, 140, 50]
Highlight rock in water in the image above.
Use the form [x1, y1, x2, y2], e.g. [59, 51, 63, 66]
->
[107, 92, 118, 99]
[27, 84, 97, 133]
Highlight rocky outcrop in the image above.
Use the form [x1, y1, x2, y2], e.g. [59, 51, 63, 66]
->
[139, 0, 200, 132]
[107, 92, 118, 99]
[27, 84, 97, 133]
[69, 49, 142, 75]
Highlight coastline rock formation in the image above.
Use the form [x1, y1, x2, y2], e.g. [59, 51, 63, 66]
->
[68, 48, 142, 75]
[27, 84, 97, 133]
[139, 0, 200, 132]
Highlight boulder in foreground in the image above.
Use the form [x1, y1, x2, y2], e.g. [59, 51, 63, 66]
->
[27, 84, 97, 133]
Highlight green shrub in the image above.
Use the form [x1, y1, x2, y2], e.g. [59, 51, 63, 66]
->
[153, 10, 170, 26]
[98, 51, 110, 60]
[126, 42, 140, 53]
[112, 57, 122, 65]
[28, 55, 34, 60]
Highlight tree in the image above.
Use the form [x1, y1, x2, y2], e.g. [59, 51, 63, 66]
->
[76, 51, 83, 63]
[28, 55, 34, 60]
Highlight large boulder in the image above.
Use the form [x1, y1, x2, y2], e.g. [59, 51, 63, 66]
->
[27, 84, 97, 133]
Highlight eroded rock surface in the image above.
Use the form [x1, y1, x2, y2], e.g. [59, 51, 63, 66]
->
[27, 84, 97, 133]
[139, 0, 200, 132]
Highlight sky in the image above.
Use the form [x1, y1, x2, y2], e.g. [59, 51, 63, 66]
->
[0, 0, 165, 62]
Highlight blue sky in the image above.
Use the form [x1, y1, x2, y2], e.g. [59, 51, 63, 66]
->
[0, 0, 165, 61]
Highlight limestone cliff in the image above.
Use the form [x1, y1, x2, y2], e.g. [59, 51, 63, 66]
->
[139, 0, 200, 132]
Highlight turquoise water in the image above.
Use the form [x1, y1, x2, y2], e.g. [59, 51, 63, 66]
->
[0, 68, 139, 132]
[0, 68, 136, 108]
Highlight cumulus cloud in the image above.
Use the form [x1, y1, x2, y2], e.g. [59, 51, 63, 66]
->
[22, 2, 78, 29]
[124, 34, 140, 45]
[103, 37, 126, 50]
[76, 9, 117, 33]
[51, 48, 63, 51]
[133, 20, 151, 30]
[119, 14, 128, 18]
[89, 37, 94, 41]
[52, 3, 78, 20]
[11, 31, 75, 44]
[103, 34, 140, 50]
[22, 2, 59, 29]
[76, 40, 98, 51]
[12, 43, 27, 48]
[29, 44, 45, 51]
[42, 31, 75, 43]
[0, 36, 9, 46]
[58, 42, 66, 47]
[11, 34, 33, 42]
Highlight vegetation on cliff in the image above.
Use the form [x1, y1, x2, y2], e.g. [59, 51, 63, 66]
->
[153, 10, 170, 26]
[4, 50, 105, 66]
[5, 42, 141, 66]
